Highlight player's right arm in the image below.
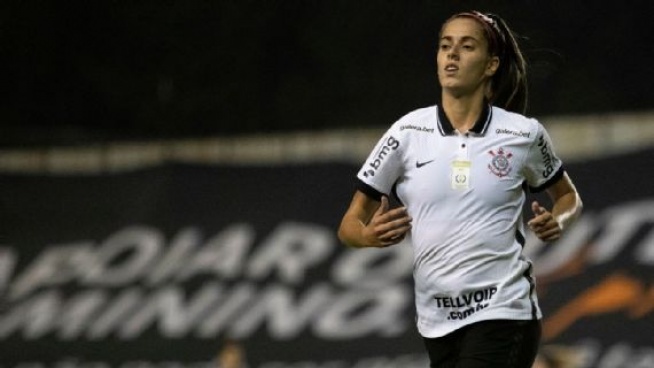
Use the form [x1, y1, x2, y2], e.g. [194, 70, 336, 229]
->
[337, 191, 412, 248]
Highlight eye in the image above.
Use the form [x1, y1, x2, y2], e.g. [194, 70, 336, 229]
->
[439, 44, 451, 51]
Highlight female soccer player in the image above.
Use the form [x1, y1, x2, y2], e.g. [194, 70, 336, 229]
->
[337, 10, 583, 368]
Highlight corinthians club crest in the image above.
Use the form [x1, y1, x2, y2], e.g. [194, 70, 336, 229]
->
[488, 147, 513, 177]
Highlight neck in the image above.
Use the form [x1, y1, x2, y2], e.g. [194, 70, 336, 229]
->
[441, 91, 487, 133]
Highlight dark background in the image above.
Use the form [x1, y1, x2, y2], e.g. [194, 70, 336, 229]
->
[2, 1, 653, 148]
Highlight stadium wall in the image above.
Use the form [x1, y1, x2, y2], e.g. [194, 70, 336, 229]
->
[0, 111, 653, 173]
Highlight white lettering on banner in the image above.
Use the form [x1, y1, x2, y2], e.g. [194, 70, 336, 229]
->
[2, 197, 652, 342]
[331, 245, 412, 288]
[637, 230, 654, 262]
[58, 290, 107, 339]
[524, 199, 654, 276]
[0, 219, 414, 341]
[198, 283, 257, 338]
[0, 283, 410, 340]
[9, 242, 95, 300]
[246, 222, 334, 284]
[608, 345, 654, 368]
[145, 227, 204, 285]
[227, 283, 333, 340]
[5, 222, 332, 302]
[557, 340, 654, 368]
[0, 290, 59, 339]
[84, 227, 163, 285]
[87, 289, 142, 339]
[0, 247, 17, 293]
[173, 224, 254, 283]
[120, 283, 223, 339]
[524, 215, 596, 276]
[315, 286, 409, 338]
[591, 201, 654, 264]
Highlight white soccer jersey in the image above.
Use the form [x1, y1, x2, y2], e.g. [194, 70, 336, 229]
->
[356, 104, 564, 338]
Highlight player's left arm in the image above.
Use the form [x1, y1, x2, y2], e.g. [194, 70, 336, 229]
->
[528, 172, 583, 242]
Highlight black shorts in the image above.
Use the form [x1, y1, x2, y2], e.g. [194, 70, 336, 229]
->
[423, 319, 542, 368]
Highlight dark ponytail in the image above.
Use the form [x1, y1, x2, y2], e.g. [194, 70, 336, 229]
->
[487, 13, 528, 114]
[451, 11, 529, 114]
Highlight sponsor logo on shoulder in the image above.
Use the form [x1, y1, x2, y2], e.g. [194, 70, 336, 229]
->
[363, 136, 400, 177]
[400, 124, 434, 133]
[537, 134, 555, 178]
[495, 128, 530, 138]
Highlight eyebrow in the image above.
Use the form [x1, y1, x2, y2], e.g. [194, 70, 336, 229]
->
[440, 35, 480, 43]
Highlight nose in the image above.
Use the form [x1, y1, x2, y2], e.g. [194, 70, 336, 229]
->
[447, 46, 460, 60]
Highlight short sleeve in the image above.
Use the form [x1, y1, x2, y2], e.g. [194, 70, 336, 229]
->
[356, 128, 404, 197]
[524, 123, 564, 192]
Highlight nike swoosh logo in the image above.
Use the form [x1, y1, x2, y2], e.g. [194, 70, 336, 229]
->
[416, 160, 435, 168]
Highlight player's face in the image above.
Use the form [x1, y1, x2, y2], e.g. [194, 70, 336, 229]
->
[437, 17, 499, 97]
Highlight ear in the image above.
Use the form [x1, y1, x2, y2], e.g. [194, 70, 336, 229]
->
[485, 56, 500, 77]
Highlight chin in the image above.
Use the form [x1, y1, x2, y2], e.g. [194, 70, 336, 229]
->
[440, 84, 464, 94]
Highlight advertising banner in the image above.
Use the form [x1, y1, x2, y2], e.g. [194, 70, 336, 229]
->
[1, 148, 652, 368]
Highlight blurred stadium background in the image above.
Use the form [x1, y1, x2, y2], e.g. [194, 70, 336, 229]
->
[1, 2, 653, 368]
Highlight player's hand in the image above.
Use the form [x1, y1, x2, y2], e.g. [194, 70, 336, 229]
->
[527, 201, 562, 242]
[363, 196, 412, 247]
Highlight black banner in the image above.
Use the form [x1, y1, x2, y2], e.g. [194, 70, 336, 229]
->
[0, 148, 652, 368]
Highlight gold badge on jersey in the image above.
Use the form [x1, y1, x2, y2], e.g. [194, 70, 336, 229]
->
[451, 160, 471, 190]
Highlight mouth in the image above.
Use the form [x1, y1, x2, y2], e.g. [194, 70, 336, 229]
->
[444, 63, 459, 73]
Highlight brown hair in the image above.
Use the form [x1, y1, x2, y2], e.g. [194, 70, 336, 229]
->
[448, 11, 528, 114]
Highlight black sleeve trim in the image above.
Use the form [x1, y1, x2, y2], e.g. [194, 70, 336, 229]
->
[356, 179, 384, 201]
[515, 229, 526, 247]
[529, 166, 565, 193]
[391, 182, 404, 206]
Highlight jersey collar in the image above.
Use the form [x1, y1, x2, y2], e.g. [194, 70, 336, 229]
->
[436, 103, 492, 136]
